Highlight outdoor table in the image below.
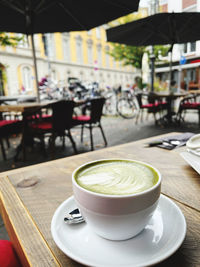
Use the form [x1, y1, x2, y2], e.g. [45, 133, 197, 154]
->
[0, 96, 37, 105]
[0, 132, 200, 267]
[152, 92, 188, 123]
[0, 101, 55, 161]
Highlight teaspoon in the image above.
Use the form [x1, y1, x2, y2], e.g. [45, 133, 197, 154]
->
[64, 208, 85, 224]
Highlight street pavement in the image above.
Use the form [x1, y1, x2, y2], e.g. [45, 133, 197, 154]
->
[0, 112, 200, 239]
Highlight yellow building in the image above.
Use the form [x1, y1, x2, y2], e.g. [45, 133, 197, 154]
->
[0, 25, 137, 96]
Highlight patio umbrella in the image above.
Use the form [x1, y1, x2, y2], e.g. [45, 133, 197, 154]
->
[0, 0, 140, 101]
[106, 12, 200, 91]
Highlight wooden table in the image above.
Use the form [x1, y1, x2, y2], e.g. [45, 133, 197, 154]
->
[0, 133, 200, 267]
[0, 101, 55, 161]
[0, 96, 37, 105]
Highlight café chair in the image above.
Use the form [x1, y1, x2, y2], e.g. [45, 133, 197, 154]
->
[177, 94, 200, 125]
[135, 93, 167, 124]
[73, 97, 107, 151]
[0, 119, 21, 160]
[29, 100, 77, 157]
[0, 240, 21, 267]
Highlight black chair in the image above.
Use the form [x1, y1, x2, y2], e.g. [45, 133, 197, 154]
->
[135, 93, 167, 124]
[73, 98, 107, 151]
[29, 100, 77, 157]
[0, 119, 22, 160]
[177, 94, 200, 125]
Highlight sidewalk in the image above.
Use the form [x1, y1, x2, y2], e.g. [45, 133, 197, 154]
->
[0, 112, 199, 239]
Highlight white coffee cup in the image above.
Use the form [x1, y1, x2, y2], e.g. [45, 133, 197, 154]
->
[72, 159, 161, 241]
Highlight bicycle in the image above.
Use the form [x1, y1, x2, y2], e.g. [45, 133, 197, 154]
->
[103, 87, 119, 116]
[116, 88, 140, 119]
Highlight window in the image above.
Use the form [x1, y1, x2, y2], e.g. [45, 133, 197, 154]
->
[183, 42, 196, 54]
[97, 44, 102, 67]
[42, 34, 48, 56]
[190, 42, 196, 52]
[62, 33, 71, 62]
[105, 46, 110, 68]
[87, 39, 93, 65]
[47, 34, 55, 58]
[42, 33, 55, 58]
[76, 35, 83, 64]
[183, 43, 187, 53]
[22, 66, 33, 91]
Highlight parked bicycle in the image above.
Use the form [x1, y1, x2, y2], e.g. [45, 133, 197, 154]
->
[116, 87, 140, 119]
[102, 86, 121, 116]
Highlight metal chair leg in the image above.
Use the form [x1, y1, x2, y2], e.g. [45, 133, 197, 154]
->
[81, 125, 84, 143]
[89, 124, 94, 151]
[40, 137, 47, 157]
[67, 130, 77, 154]
[0, 138, 7, 161]
[198, 109, 200, 126]
[99, 123, 107, 147]
[50, 134, 56, 159]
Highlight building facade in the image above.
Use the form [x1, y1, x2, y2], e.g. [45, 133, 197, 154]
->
[157, 0, 200, 90]
[0, 27, 136, 96]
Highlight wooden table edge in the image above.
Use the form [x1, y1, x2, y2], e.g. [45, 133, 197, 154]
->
[0, 176, 60, 267]
[0, 132, 181, 177]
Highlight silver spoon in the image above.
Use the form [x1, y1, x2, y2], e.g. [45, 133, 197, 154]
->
[64, 208, 85, 224]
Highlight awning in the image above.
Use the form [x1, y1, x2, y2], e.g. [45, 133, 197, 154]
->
[156, 62, 200, 73]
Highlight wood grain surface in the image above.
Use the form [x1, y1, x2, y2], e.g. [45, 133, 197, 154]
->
[1, 133, 200, 266]
[0, 101, 55, 113]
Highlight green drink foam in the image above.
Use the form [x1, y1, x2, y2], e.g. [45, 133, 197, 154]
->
[75, 160, 159, 195]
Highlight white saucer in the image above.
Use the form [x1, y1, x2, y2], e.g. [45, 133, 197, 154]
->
[186, 133, 200, 149]
[51, 195, 186, 267]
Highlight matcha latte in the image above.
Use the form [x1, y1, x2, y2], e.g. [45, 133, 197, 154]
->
[75, 160, 159, 195]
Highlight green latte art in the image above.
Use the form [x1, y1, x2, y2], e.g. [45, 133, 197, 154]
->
[75, 160, 159, 195]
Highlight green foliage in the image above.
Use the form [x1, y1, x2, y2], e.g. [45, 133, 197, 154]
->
[109, 44, 146, 69]
[153, 45, 170, 60]
[0, 32, 22, 47]
[108, 43, 170, 71]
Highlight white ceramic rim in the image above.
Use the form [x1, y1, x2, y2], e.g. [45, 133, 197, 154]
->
[72, 158, 162, 198]
[186, 134, 200, 149]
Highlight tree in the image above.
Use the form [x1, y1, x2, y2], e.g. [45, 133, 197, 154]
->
[153, 45, 170, 60]
[0, 32, 22, 47]
[109, 43, 146, 76]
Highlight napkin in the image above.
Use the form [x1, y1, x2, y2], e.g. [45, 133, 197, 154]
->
[147, 132, 195, 150]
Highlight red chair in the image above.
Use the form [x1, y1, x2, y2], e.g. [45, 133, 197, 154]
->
[0, 240, 21, 267]
[29, 100, 77, 157]
[73, 98, 107, 151]
[0, 119, 21, 160]
[177, 94, 200, 125]
[135, 93, 167, 124]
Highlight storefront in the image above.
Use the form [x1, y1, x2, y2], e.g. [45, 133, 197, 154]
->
[156, 57, 200, 91]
